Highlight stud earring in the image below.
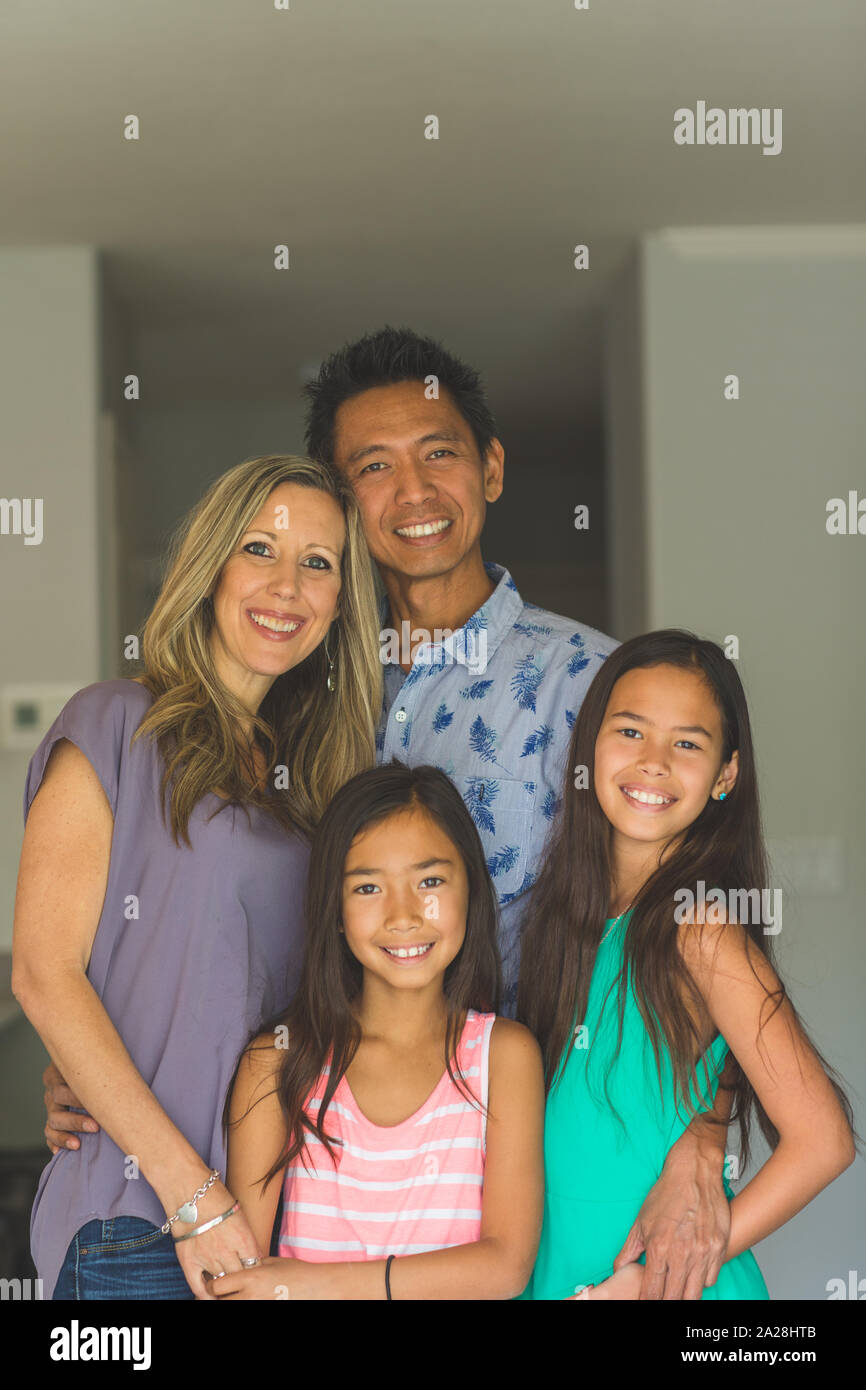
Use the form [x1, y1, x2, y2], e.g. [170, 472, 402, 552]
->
[718, 792, 727, 800]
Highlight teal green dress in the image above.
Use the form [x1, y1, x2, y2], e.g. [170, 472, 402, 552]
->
[519, 911, 769, 1300]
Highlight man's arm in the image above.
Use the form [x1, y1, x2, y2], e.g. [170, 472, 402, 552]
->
[612, 1056, 734, 1300]
[42, 1060, 99, 1153]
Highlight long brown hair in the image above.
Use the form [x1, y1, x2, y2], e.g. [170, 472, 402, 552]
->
[132, 454, 382, 844]
[517, 630, 856, 1169]
[224, 760, 502, 1186]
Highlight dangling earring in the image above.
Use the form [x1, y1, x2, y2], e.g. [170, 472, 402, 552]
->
[324, 632, 336, 692]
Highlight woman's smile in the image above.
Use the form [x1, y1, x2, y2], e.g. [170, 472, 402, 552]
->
[245, 607, 307, 641]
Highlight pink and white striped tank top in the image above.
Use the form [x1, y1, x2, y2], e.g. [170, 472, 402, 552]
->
[278, 1009, 496, 1260]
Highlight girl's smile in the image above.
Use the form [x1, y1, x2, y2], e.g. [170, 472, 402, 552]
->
[618, 782, 679, 813]
[380, 940, 436, 963]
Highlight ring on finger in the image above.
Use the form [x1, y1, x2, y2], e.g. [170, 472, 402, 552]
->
[240, 1257, 261, 1268]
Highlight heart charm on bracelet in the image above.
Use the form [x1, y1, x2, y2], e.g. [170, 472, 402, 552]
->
[177, 1199, 199, 1224]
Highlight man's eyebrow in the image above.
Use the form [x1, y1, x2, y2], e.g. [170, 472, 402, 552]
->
[346, 432, 463, 465]
[608, 710, 714, 740]
[344, 857, 454, 876]
[416, 432, 462, 447]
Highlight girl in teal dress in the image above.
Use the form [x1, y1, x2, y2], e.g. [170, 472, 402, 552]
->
[517, 630, 857, 1300]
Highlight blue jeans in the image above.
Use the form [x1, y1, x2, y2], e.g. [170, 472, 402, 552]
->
[53, 1217, 195, 1300]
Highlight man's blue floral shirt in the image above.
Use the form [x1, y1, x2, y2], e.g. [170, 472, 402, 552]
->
[376, 562, 619, 1015]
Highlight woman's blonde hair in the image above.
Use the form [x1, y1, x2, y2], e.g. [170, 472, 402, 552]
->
[133, 454, 382, 845]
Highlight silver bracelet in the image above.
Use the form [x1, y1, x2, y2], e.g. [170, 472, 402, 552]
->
[173, 1201, 240, 1243]
[160, 1168, 221, 1235]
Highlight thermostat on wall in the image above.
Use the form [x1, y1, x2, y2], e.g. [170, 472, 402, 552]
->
[0, 684, 81, 753]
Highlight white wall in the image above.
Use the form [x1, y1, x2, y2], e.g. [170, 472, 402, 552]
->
[605, 226, 866, 1299]
[0, 247, 104, 951]
[0, 248, 112, 1145]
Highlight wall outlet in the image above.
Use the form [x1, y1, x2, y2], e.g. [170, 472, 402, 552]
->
[0, 685, 80, 753]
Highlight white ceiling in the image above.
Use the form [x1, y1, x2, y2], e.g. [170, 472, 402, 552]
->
[1, 0, 863, 428]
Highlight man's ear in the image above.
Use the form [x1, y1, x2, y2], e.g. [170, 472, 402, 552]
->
[482, 437, 505, 503]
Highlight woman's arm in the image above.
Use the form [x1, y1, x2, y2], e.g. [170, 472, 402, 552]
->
[225, 1033, 289, 1253]
[215, 1017, 546, 1300]
[12, 738, 262, 1298]
[681, 916, 855, 1261]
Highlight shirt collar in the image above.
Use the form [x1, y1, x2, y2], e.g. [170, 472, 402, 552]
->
[466, 561, 525, 661]
[378, 561, 524, 671]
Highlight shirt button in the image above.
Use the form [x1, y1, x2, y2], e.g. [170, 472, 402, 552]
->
[394, 708, 407, 723]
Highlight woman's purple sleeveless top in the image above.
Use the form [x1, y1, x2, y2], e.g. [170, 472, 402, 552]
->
[23, 679, 310, 1297]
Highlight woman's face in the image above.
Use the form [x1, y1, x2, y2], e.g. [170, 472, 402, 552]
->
[593, 663, 738, 854]
[210, 481, 345, 707]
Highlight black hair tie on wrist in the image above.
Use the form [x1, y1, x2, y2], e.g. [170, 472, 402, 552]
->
[385, 1254, 395, 1300]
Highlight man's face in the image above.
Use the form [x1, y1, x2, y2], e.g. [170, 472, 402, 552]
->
[330, 380, 503, 583]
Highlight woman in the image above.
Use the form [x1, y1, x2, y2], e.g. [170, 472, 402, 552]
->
[12, 454, 382, 1300]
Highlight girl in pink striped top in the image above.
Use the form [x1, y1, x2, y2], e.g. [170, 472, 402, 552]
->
[220, 761, 545, 1300]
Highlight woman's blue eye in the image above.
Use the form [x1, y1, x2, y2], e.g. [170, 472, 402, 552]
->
[243, 543, 332, 570]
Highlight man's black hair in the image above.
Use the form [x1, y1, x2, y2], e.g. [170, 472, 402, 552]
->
[303, 325, 498, 464]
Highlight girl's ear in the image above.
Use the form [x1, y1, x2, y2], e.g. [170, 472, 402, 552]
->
[715, 748, 739, 798]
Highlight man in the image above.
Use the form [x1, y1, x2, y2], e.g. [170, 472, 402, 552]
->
[43, 326, 733, 1299]
[304, 326, 617, 1015]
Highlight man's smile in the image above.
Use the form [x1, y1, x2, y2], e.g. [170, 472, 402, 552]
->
[393, 518, 453, 541]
